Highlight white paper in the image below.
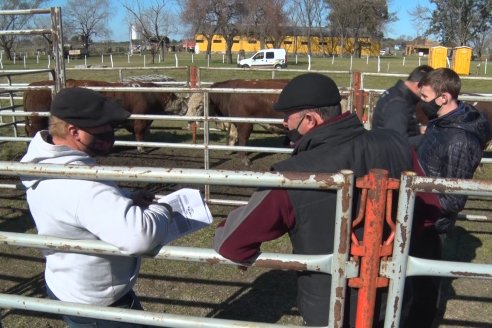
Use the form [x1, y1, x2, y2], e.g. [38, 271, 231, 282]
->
[157, 188, 213, 245]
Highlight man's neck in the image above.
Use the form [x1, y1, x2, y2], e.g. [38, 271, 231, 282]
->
[404, 80, 419, 96]
[438, 99, 459, 117]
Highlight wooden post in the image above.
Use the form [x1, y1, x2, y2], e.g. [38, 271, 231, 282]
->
[188, 65, 200, 144]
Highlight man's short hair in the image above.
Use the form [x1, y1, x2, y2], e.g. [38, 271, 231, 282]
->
[305, 105, 342, 120]
[407, 65, 434, 82]
[418, 68, 461, 99]
[48, 115, 69, 138]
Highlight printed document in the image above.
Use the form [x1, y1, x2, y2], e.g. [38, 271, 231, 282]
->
[157, 188, 213, 244]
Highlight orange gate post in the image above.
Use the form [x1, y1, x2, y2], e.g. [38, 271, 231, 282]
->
[349, 169, 400, 328]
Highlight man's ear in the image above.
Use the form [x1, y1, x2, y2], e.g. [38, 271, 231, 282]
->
[304, 112, 316, 127]
[67, 125, 79, 138]
[306, 112, 323, 126]
[440, 93, 450, 105]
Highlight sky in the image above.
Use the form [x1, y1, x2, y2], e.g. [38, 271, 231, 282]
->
[45, 0, 434, 43]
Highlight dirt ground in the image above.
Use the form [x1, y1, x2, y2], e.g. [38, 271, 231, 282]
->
[0, 125, 490, 327]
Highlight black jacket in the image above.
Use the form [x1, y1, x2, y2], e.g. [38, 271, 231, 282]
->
[417, 101, 491, 232]
[372, 80, 423, 147]
[273, 113, 412, 326]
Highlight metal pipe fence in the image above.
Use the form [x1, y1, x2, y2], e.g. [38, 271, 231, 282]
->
[0, 162, 491, 327]
[382, 172, 492, 328]
[0, 161, 355, 327]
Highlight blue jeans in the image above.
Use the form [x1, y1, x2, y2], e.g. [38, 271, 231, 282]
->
[46, 286, 147, 328]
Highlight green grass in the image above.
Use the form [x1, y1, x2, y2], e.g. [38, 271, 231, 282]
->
[2, 52, 492, 92]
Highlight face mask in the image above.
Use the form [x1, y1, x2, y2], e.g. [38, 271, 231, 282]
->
[286, 114, 305, 144]
[419, 96, 441, 120]
[82, 130, 115, 156]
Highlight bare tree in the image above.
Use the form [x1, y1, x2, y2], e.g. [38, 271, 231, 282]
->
[124, 0, 177, 64]
[471, 27, 492, 58]
[181, 0, 221, 57]
[242, 0, 290, 49]
[181, 0, 246, 63]
[217, 0, 247, 64]
[408, 4, 431, 39]
[326, 0, 394, 57]
[290, 0, 327, 56]
[63, 0, 111, 51]
[0, 0, 46, 60]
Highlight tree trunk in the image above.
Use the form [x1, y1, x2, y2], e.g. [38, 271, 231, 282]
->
[205, 34, 213, 59]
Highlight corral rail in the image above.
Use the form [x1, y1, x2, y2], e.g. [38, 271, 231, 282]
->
[0, 162, 490, 327]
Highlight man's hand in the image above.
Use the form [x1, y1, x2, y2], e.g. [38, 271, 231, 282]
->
[131, 190, 156, 208]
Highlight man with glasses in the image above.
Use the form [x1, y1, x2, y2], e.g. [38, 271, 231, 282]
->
[213, 73, 413, 326]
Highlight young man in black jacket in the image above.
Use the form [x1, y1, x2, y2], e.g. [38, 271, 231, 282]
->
[407, 68, 492, 327]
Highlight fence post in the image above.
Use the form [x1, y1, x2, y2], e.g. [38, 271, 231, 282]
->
[349, 169, 400, 328]
[351, 71, 366, 123]
[188, 65, 200, 145]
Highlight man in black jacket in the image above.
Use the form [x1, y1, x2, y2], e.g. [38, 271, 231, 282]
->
[406, 68, 492, 327]
[372, 65, 433, 148]
[214, 73, 413, 326]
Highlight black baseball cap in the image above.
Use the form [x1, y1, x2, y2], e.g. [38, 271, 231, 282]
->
[50, 87, 130, 128]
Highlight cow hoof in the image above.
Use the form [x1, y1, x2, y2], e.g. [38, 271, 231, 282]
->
[137, 146, 147, 153]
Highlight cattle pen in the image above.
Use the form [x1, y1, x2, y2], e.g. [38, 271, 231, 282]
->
[0, 6, 492, 327]
[1, 75, 492, 326]
[0, 162, 491, 327]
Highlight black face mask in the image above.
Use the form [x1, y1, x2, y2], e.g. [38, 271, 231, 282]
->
[419, 96, 441, 120]
[286, 114, 306, 145]
[82, 130, 115, 156]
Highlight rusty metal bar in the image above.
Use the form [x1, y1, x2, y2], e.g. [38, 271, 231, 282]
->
[0, 161, 350, 190]
[0, 163, 356, 327]
[0, 294, 300, 328]
[383, 171, 416, 328]
[383, 171, 492, 328]
[404, 256, 492, 279]
[51, 7, 65, 91]
[0, 231, 333, 273]
[329, 169, 355, 328]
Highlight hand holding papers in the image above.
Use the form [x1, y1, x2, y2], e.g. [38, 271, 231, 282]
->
[157, 188, 213, 245]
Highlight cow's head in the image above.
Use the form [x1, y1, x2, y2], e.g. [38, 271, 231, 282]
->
[184, 93, 204, 117]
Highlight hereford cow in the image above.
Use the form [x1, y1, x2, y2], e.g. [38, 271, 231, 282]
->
[23, 79, 179, 152]
[185, 92, 240, 146]
[185, 79, 289, 166]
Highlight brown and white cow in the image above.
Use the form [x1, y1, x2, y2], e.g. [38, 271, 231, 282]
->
[185, 79, 289, 166]
[23, 79, 179, 151]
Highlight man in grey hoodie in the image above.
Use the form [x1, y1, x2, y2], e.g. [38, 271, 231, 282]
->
[21, 87, 172, 328]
